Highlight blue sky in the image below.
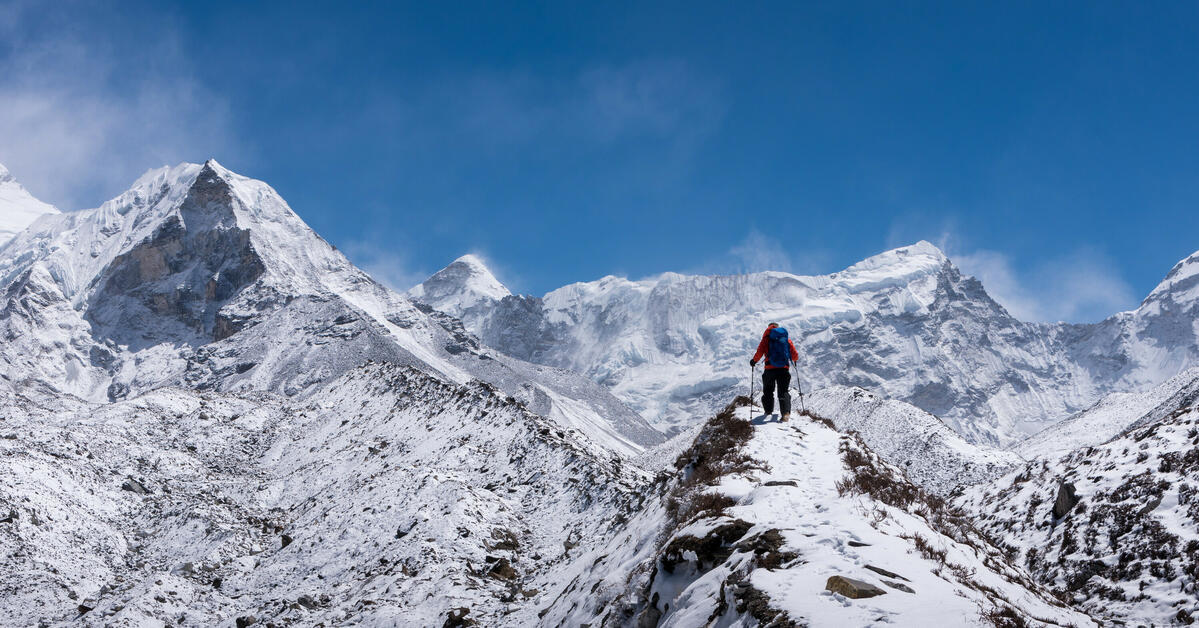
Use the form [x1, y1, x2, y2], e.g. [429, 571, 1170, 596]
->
[1, 1, 1196, 322]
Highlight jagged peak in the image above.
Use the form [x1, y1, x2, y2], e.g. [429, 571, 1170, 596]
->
[844, 241, 948, 272]
[1143, 248, 1199, 306]
[410, 253, 511, 313]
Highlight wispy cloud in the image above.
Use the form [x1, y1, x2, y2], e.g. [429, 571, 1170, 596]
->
[0, 1, 241, 209]
[954, 247, 1137, 323]
[363, 58, 725, 189]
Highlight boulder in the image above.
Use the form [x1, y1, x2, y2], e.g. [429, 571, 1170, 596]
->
[487, 557, 518, 581]
[825, 575, 886, 599]
[1053, 481, 1079, 519]
[121, 478, 150, 495]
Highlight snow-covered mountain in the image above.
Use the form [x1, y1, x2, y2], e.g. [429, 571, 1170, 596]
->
[0, 156, 1191, 624]
[413, 241, 1199, 447]
[0, 162, 59, 246]
[0, 160, 661, 454]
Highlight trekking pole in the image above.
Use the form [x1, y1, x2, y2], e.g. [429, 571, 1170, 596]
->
[749, 362, 755, 421]
[792, 357, 807, 415]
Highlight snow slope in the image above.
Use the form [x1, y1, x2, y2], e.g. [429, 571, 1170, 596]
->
[414, 242, 1199, 448]
[1014, 367, 1199, 460]
[958, 399, 1199, 625]
[0, 362, 647, 626]
[0, 162, 59, 246]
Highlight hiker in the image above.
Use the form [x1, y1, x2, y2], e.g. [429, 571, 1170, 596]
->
[750, 322, 799, 421]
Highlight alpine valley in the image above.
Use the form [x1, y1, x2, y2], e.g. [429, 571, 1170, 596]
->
[0, 160, 1195, 627]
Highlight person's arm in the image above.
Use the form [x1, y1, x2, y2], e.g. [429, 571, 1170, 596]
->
[752, 334, 768, 364]
[789, 339, 799, 362]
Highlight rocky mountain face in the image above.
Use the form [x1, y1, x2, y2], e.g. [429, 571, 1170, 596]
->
[957, 389, 1199, 625]
[413, 242, 1199, 448]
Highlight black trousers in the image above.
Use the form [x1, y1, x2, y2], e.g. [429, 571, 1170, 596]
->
[761, 368, 792, 415]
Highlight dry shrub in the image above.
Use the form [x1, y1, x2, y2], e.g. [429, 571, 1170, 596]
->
[979, 605, 1031, 628]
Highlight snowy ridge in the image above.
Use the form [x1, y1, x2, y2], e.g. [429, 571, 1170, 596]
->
[0, 162, 59, 247]
[805, 386, 1023, 494]
[539, 401, 1095, 626]
[958, 400, 1199, 625]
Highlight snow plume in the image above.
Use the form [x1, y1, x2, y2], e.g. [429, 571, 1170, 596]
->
[0, 0, 241, 210]
[340, 239, 432, 293]
[954, 247, 1136, 323]
[703, 228, 832, 276]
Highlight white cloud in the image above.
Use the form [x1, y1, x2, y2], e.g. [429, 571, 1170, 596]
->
[0, 2, 241, 209]
[953, 247, 1137, 323]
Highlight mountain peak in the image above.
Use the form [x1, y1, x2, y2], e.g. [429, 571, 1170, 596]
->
[409, 254, 510, 317]
[0, 162, 60, 246]
[1143, 249, 1199, 306]
[834, 241, 950, 287]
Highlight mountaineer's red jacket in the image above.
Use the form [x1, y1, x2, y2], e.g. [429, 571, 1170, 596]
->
[752, 328, 799, 369]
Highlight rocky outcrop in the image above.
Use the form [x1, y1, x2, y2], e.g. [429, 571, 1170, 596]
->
[1052, 481, 1079, 519]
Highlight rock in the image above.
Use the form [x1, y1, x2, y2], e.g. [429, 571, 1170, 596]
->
[0, 509, 17, 523]
[636, 605, 662, 628]
[825, 575, 887, 599]
[1053, 481, 1079, 519]
[297, 594, 319, 609]
[443, 607, 475, 627]
[1138, 494, 1163, 517]
[487, 557, 518, 581]
[882, 579, 915, 593]
[764, 480, 798, 487]
[847, 540, 870, 547]
[121, 478, 150, 495]
[864, 564, 910, 582]
[281, 533, 293, 549]
[76, 604, 93, 615]
[235, 617, 256, 628]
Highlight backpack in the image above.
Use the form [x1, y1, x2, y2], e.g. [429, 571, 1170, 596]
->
[767, 327, 791, 368]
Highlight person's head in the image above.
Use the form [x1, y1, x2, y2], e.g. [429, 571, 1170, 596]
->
[767, 322, 779, 329]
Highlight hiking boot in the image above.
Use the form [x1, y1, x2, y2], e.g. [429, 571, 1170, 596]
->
[780, 413, 790, 422]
